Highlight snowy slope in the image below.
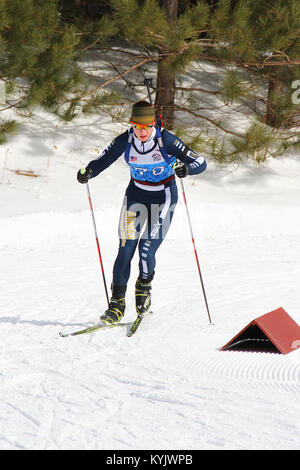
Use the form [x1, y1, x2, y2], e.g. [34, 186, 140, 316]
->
[0, 107, 300, 450]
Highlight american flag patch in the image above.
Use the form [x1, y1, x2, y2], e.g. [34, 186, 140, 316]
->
[130, 156, 137, 161]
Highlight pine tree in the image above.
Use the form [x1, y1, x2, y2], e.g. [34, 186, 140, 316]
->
[155, 0, 178, 128]
[209, 0, 300, 128]
[97, 0, 211, 128]
[0, 0, 83, 142]
[253, 0, 300, 128]
[171, 0, 300, 162]
[56, 1, 300, 162]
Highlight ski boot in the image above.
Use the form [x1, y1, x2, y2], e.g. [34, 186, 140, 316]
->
[135, 273, 154, 315]
[100, 285, 126, 325]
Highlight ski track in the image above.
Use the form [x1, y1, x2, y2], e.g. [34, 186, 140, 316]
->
[178, 348, 300, 393]
[1, 207, 300, 450]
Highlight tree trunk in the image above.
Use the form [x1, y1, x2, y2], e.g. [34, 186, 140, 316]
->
[265, 73, 284, 128]
[155, 0, 178, 129]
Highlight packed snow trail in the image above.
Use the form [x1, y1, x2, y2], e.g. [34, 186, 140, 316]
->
[1, 101, 300, 449]
[1, 185, 300, 449]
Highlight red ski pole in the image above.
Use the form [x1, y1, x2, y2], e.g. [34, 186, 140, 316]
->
[177, 175, 213, 325]
[85, 181, 110, 307]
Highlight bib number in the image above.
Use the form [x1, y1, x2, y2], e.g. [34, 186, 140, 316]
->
[134, 166, 165, 177]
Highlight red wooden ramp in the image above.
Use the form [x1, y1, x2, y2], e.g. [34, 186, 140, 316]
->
[221, 307, 300, 354]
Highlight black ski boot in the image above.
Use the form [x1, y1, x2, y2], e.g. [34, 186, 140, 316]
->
[100, 285, 126, 325]
[135, 273, 154, 315]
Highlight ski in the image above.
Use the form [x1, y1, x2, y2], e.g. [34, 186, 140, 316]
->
[59, 311, 153, 338]
[127, 310, 154, 337]
[59, 321, 128, 337]
[127, 314, 144, 337]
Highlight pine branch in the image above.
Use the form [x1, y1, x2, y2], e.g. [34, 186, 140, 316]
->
[198, 53, 300, 68]
[174, 104, 244, 137]
[175, 86, 221, 95]
[81, 56, 154, 99]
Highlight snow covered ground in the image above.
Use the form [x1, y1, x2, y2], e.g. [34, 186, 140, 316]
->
[0, 106, 300, 450]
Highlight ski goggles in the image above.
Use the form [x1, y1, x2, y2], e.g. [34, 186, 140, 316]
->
[131, 121, 155, 130]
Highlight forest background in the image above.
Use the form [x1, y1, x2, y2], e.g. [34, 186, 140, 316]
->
[1, 0, 300, 165]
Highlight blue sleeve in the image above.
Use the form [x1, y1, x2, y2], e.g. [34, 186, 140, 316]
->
[162, 129, 207, 176]
[86, 130, 128, 178]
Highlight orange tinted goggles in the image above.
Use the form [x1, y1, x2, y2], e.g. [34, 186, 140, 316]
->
[131, 121, 155, 130]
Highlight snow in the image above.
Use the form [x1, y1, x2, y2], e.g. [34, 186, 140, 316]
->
[0, 106, 300, 451]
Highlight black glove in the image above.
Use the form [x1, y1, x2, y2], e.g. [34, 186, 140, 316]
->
[77, 167, 92, 184]
[174, 162, 188, 178]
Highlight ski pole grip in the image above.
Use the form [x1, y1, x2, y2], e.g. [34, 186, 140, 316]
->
[80, 168, 86, 175]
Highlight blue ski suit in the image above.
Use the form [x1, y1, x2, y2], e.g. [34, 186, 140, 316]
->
[86, 126, 207, 286]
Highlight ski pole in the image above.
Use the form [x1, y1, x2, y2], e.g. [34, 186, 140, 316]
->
[85, 180, 110, 307]
[144, 77, 153, 104]
[176, 172, 213, 325]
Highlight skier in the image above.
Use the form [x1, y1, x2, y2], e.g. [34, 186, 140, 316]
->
[77, 101, 207, 324]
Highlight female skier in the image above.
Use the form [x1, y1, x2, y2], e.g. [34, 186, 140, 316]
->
[77, 101, 207, 324]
